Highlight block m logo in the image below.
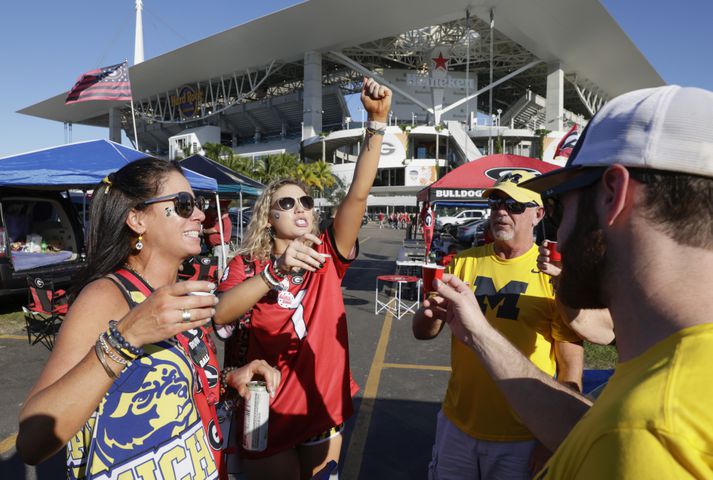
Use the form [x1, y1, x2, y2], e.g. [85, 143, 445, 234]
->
[474, 276, 528, 320]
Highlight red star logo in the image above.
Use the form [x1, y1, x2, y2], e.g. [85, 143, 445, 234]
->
[432, 52, 448, 71]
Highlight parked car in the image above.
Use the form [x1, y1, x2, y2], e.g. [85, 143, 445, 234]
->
[0, 188, 86, 297]
[436, 208, 487, 234]
[456, 218, 490, 247]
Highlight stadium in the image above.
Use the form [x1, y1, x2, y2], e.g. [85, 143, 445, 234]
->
[19, 0, 663, 213]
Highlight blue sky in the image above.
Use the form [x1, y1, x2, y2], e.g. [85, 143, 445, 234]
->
[1, 0, 711, 158]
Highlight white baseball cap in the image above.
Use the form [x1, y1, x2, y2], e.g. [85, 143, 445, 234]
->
[522, 85, 713, 197]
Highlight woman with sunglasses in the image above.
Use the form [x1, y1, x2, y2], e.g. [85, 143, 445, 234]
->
[214, 78, 392, 480]
[17, 158, 280, 480]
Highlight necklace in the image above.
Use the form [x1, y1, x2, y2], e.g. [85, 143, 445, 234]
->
[123, 262, 154, 290]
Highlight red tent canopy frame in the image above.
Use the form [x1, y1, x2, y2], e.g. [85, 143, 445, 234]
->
[417, 154, 560, 203]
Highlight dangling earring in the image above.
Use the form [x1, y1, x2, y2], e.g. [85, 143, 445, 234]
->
[135, 234, 144, 251]
[266, 226, 276, 238]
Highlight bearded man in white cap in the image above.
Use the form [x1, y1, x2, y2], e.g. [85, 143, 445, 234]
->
[429, 85, 713, 478]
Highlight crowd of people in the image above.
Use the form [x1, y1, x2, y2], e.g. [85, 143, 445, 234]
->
[15, 82, 713, 480]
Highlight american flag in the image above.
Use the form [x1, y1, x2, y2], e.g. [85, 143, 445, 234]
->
[65, 61, 132, 104]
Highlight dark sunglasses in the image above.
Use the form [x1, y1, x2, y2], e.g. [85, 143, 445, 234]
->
[272, 195, 314, 211]
[487, 197, 538, 214]
[143, 191, 206, 218]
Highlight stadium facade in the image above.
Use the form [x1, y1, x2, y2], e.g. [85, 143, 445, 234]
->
[19, 0, 663, 212]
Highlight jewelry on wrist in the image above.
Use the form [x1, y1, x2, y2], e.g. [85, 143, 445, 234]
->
[366, 127, 385, 137]
[261, 266, 284, 291]
[269, 259, 287, 279]
[366, 120, 387, 130]
[221, 366, 239, 395]
[108, 320, 144, 359]
[95, 341, 119, 380]
[99, 332, 128, 366]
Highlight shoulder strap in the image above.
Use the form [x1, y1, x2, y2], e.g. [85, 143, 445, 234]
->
[105, 274, 135, 308]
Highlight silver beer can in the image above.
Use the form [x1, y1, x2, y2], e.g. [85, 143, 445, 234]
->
[242, 381, 269, 451]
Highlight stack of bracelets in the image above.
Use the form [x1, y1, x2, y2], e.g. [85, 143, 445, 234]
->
[260, 260, 287, 291]
[365, 120, 386, 137]
[94, 320, 145, 380]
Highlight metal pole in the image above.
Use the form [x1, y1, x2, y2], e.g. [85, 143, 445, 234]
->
[488, 9, 494, 155]
[215, 193, 226, 269]
[465, 9, 470, 162]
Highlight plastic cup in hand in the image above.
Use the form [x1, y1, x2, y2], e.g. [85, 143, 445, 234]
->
[546, 241, 562, 262]
[314, 253, 331, 275]
[422, 264, 445, 299]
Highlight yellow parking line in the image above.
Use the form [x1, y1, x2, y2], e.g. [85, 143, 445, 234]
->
[0, 334, 27, 341]
[341, 309, 393, 480]
[0, 432, 17, 455]
[383, 362, 451, 372]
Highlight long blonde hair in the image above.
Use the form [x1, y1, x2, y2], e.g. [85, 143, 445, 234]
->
[238, 178, 320, 262]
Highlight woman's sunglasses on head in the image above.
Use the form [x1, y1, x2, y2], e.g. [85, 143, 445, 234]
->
[487, 197, 538, 215]
[143, 191, 206, 218]
[272, 195, 314, 211]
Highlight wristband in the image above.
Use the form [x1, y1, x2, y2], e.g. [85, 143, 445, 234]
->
[261, 266, 284, 291]
[366, 127, 385, 137]
[366, 120, 387, 130]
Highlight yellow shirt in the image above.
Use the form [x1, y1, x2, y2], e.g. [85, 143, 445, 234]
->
[443, 243, 580, 441]
[536, 323, 713, 479]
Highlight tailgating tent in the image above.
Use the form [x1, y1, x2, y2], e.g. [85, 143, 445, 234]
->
[179, 154, 264, 197]
[417, 154, 560, 204]
[0, 139, 217, 192]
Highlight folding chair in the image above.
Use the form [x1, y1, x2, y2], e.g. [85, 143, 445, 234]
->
[24, 275, 68, 350]
[375, 275, 421, 319]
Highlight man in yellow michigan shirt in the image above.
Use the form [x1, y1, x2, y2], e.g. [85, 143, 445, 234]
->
[431, 85, 713, 478]
[413, 170, 584, 479]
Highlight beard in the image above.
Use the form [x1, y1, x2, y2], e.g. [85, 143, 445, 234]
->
[557, 192, 608, 309]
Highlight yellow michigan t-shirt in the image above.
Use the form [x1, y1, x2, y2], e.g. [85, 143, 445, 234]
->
[535, 323, 713, 479]
[443, 243, 580, 441]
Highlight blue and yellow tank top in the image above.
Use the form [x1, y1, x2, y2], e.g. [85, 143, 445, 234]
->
[66, 270, 218, 479]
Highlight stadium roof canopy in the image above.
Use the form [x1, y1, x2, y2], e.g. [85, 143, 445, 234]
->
[19, 0, 663, 147]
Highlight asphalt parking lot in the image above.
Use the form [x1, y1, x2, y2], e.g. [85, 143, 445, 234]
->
[0, 225, 451, 479]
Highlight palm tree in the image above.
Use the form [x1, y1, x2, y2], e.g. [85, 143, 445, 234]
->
[309, 160, 336, 194]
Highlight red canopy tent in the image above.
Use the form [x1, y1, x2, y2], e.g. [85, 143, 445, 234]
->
[417, 154, 560, 204]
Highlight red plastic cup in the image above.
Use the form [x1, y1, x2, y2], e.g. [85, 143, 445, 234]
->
[314, 253, 331, 275]
[422, 264, 445, 299]
[546, 241, 562, 262]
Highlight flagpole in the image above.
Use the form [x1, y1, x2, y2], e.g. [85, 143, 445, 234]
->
[125, 59, 140, 151]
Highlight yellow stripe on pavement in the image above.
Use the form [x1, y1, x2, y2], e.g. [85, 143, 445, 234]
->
[0, 334, 27, 341]
[382, 362, 451, 372]
[0, 433, 17, 455]
[341, 309, 393, 480]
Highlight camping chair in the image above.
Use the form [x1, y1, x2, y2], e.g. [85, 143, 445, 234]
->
[24, 275, 68, 350]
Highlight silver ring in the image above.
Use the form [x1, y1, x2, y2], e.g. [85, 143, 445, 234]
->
[181, 309, 192, 322]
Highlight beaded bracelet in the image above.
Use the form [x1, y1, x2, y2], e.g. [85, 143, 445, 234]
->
[269, 259, 287, 280]
[104, 328, 136, 361]
[365, 127, 385, 136]
[260, 266, 284, 291]
[108, 320, 144, 358]
[220, 366, 240, 395]
[99, 332, 128, 366]
[95, 341, 119, 380]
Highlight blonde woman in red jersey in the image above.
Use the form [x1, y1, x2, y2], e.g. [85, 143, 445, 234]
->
[214, 78, 391, 480]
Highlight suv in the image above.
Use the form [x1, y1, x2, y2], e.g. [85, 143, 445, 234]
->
[0, 189, 86, 297]
[436, 209, 487, 235]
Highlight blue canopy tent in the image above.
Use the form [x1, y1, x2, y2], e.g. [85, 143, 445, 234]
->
[0, 139, 217, 192]
[180, 154, 264, 197]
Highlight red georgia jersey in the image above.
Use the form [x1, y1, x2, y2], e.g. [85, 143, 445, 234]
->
[217, 228, 359, 457]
